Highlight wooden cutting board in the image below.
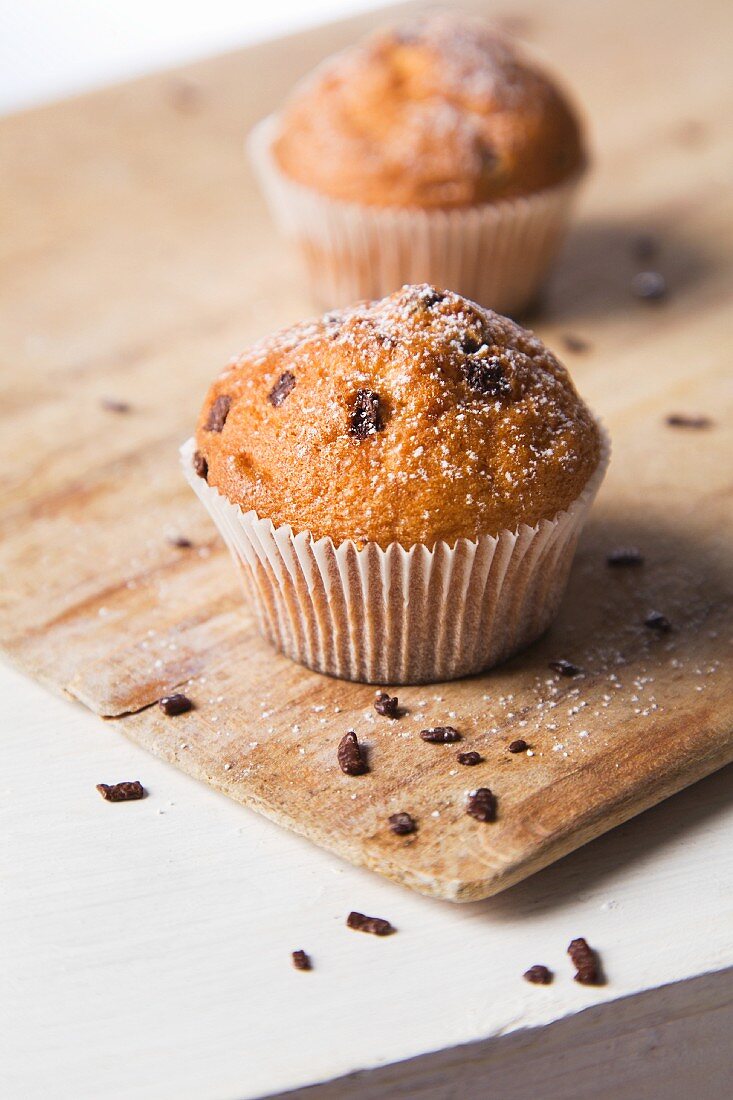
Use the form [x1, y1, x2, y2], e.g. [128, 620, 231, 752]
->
[1, 0, 731, 901]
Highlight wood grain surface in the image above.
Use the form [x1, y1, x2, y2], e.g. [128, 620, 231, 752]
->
[1, 0, 731, 900]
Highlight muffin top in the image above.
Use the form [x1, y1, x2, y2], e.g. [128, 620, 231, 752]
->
[272, 12, 585, 208]
[194, 285, 601, 549]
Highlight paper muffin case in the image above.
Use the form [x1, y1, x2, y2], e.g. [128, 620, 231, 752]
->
[181, 429, 609, 685]
[248, 115, 583, 316]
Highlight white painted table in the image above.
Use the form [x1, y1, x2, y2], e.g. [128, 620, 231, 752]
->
[2, 659, 731, 1099]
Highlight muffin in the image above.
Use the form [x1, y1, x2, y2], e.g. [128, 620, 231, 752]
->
[183, 284, 608, 683]
[249, 12, 586, 315]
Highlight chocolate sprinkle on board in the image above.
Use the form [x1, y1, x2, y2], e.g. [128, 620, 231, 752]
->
[568, 937, 604, 985]
[645, 611, 672, 633]
[549, 659, 582, 677]
[100, 397, 131, 413]
[509, 739, 529, 754]
[631, 270, 667, 301]
[337, 730, 367, 775]
[561, 333, 591, 354]
[420, 726, 461, 743]
[665, 413, 713, 429]
[466, 787, 497, 823]
[159, 693, 193, 716]
[268, 371, 296, 407]
[388, 812, 417, 836]
[631, 233, 659, 262]
[457, 750, 482, 766]
[607, 547, 644, 567]
[291, 950, 312, 971]
[460, 355, 510, 398]
[349, 388, 383, 438]
[167, 535, 194, 549]
[346, 911, 395, 936]
[374, 692, 401, 718]
[96, 780, 145, 802]
[524, 964, 553, 985]
[204, 394, 231, 433]
[193, 451, 208, 480]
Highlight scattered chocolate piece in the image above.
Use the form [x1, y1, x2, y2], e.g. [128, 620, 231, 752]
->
[509, 739, 529, 754]
[291, 949, 312, 971]
[562, 333, 591, 354]
[100, 397, 131, 413]
[568, 937, 604, 985]
[337, 730, 367, 776]
[170, 79, 203, 113]
[420, 726, 461, 744]
[204, 394, 231, 433]
[193, 450, 208, 480]
[631, 233, 659, 263]
[524, 964, 553, 985]
[388, 812, 417, 836]
[665, 413, 713, 429]
[159, 693, 193, 716]
[460, 355, 510, 398]
[549, 659, 581, 677]
[374, 692, 400, 719]
[466, 787, 497, 823]
[645, 611, 672, 633]
[346, 911, 395, 936]
[607, 547, 644, 567]
[268, 370, 296, 407]
[457, 750, 482, 766]
[167, 535, 194, 549]
[349, 389, 383, 438]
[96, 781, 145, 802]
[631, 271, 667, 301]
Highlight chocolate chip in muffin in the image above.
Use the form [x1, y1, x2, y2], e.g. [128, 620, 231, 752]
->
[457, 751, 482, 766]
[349, 389, 383, 438]
[607, 547, 644, 567]
[96, 780, 145, 802]
[665, 413, 713, 429]
[420, 726, 461, 743]
[205, 394, 231, 433]
[268, 370, 296, 407]
[466, 787, 497, 823]
[374, 692, 401, 719]
[337, 730, 367, 775]
[524, 964, 553, 985]
[645, 611, 672, 633]
[347, 911, 395, 936]
[159, 693, 193, 716]
[461, 354, 510, 398]
[388, 812, 417, 836]
[418, 287, 446, 308]
[631, 271, 667, 301]
[568, 937, 604, 985]
[508, 739, 529, 754]
[292, 949, 312, 971]
[549, 659, 582, 677]
[193, 451, 208, 480]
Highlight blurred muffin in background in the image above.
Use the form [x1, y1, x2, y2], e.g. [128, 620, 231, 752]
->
[249, 11, 587, 315]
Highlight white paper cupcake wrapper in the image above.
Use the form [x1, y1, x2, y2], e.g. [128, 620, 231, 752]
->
[248, 115, 584, 316]
[181, 427, 609, 684]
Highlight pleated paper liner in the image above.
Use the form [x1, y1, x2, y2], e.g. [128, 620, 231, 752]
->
[181, 428, 609, 684]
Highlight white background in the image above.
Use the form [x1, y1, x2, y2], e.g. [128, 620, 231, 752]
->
[0, 0, 384, 115]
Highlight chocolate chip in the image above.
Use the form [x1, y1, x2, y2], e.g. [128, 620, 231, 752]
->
[419, 287, 446, 307]
[479, 141, 498, 172]
[461, 355, 510, 398]
[346, 911, 395, 936]
[388, 812, 416, 836]
[159, 693, 193, 716]
[524, 964, 553, 985]
[645, 611, 672, 633]
[96, 781, 145, 802]
[549, 659, 582, 677]
[631, 233, 659, 262]
[100, 397, 131, 413]
[204, 394, 231, 433]
[420, 726, 461, 743]
[457, 751, 482, 766]
[568, 937, 604, 985]
[631, 271, 667, 301]
[167, 535, 194, 549]
[374, 692, 400, 718]
[561, 333, 591, 354]
[193, 451, 208, 480]
[607, 547, 644, 567]
[349, 389, 383, 439]
[466, 787, 497, 823]
[665, 413, 713, 429]
[509, 739, 528, 754]
[337, 730, 367, 775]
[268, 371, 296, 407]
[291, 949, 312, 971]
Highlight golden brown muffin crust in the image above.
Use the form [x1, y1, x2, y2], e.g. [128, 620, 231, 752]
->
[272, 12, 585, 208]
[194, 285, 601, 549]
